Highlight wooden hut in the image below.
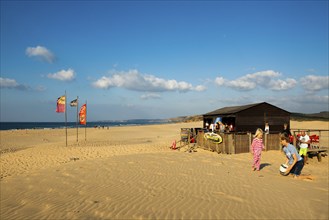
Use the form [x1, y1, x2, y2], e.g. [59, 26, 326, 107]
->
[203, 102, 290, 133]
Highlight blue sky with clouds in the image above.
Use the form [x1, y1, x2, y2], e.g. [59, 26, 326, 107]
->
[1, 1, 328, 122]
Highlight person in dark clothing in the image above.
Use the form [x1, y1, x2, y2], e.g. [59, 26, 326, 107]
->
[282, 123, 291, 136]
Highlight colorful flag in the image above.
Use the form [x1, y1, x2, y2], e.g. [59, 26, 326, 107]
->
[70, 99, 78, 107]
[56, 95, 66, 113]
[79, 104, 87, 125]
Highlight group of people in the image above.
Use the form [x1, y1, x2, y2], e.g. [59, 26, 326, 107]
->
[250, 123, 312, 180]
[205, 122, 234, 133]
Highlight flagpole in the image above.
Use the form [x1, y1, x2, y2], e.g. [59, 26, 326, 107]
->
[65, 90, 68, 147]
[85, 100, 87, 141]
[76, 96, 79, 143]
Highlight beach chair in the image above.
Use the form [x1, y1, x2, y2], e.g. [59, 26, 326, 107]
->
[185, 135, 198, 153]
[309, 134, 320, 149]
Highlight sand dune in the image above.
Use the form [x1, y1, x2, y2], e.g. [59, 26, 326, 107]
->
[0, 121, 328, 219]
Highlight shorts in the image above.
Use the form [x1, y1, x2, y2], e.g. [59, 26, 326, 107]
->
[290, 159, 304, 176]
[299, 148, 308, 156]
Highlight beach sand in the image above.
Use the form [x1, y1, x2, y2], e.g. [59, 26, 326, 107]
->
[1, 121, 328, 219]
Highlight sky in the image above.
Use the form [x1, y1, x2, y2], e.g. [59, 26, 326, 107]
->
[1, 0, 328, 122]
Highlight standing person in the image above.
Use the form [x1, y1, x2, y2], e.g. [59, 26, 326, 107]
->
[219, 122, 225, 133]
[282, 123, 293, 144]
[282, 123, 291, 136]
[264, 122, 270, 134]
[205, 123, 209, 131]
[209, 123, 215, 132]
[299, 131, 310, 164]
[250, 128, 265, 171]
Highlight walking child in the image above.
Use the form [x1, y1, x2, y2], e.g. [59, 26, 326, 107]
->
[251, 128, 265, 171]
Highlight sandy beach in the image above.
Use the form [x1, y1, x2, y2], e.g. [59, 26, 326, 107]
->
[0, 121, 328, 220]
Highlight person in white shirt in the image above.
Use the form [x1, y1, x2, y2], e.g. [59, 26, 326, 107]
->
[264, 122, 269, 134]
[299, 131, 310, 164]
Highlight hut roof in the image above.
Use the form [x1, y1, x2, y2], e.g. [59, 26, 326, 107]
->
[203, 102, 290, 116]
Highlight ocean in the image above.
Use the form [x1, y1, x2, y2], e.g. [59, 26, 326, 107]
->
[0, 119, 169, 130]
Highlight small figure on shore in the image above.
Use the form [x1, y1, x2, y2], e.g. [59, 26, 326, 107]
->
[250, 128, 265, 171]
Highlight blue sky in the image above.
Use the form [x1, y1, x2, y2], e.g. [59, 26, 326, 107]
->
[1, 1, 328, 122]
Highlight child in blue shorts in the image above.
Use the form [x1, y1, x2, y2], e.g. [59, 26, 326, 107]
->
[280, 133, 315, 180]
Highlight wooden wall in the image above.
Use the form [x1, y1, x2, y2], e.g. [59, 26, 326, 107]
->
[197, 131, 281, 154]
[236, 103, 290, 132]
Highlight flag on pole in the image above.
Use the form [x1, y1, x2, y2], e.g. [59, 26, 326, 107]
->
[56, 95, 66, 113]
[70, 99, 78, 107]
[79, 104, 87, 125]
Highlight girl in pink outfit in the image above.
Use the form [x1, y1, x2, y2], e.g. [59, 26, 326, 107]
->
[251, 128, 265, 171]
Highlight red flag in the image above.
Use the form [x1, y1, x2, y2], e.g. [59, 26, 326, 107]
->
[56, 95, 65, 113]
[79, 104, 87, 125]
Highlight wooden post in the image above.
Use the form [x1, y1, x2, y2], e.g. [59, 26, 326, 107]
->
[248, 132, 252, 153]
[264, 133, 268, 151]
[65, 91, 67, 147]
[229, 134, 235, 154]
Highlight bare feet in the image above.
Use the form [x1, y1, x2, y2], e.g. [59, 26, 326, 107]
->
[294, 175, 315, 180]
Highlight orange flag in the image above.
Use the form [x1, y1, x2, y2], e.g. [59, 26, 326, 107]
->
[79, 104, 87, 125]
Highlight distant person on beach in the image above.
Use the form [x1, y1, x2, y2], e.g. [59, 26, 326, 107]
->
[250, 128, 265, 171]
[264, 122, 269, 134]
[281, 123, 291, 136]
[299, 131, 310, 164]
[282, 123, 293, 144]
[280, 133, 313, 180]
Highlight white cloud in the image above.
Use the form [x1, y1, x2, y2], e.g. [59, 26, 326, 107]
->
[0, 77, 30, 90]
[215, 70, 297, 91]
[26, 46, 55, 63]
[215, 77, 225, 86]
[47, 69, 76, 81]
[194, 85, 207, 91]
[140, 93, 162, 100]
[269, 78, 297, 90]
[230, 70, 280, 90]
[0, 77, 19, 88]
[300, 75, 329, 91]
[227, 78, 257, 90]
[0, 77, 42, 91]
[92, 69, 205, 92]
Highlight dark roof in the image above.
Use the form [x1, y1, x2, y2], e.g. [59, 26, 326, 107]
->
[203, 102, 290, 116]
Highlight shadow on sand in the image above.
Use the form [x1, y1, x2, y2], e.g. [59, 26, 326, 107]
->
[260, 163, 271, 170]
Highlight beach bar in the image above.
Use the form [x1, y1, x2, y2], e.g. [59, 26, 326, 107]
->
[198, 102, 290, 154]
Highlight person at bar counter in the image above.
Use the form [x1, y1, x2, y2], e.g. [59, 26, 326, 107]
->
[264, 122, 269, 134]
